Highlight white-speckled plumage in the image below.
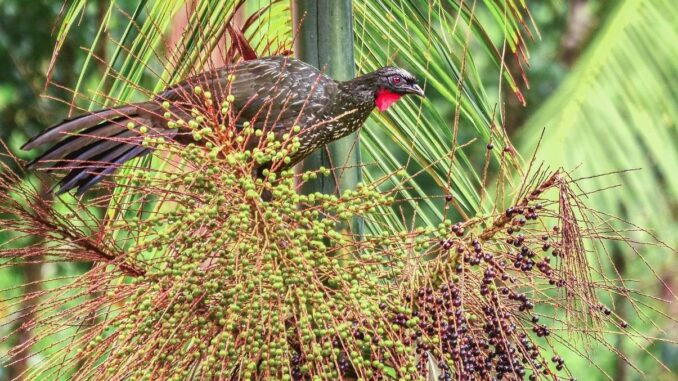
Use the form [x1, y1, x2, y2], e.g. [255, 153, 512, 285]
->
[23, 55, 423, 194]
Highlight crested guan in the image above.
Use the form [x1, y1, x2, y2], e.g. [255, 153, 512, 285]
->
[22, 56, 424, 195]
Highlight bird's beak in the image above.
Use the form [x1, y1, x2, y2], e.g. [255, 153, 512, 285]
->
[409, 84, 425, 97]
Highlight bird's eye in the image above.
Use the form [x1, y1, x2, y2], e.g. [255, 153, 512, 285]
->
[391, 75, 402, 85]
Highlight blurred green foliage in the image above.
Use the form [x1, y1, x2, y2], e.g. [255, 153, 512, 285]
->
[1, 1, 81, 156]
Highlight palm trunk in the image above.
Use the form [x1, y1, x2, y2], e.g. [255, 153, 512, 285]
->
[292, 0, 363, 234]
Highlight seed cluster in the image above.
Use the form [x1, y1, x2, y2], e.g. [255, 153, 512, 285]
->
[61, 95, 623, 381]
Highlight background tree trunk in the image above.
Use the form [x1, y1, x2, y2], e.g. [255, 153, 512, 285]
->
[291, 0, 363, 234]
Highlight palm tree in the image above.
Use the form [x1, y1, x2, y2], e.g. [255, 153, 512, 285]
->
[1, 1, 674, 380]
[46, 0, 532, 222]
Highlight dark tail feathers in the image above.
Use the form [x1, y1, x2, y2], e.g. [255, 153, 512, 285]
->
[22, 103, 158, 195]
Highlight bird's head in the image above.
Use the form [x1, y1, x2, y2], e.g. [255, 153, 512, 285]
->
[371, 67, 424, 111]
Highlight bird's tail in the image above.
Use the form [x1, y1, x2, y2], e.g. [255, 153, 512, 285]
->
[22, 102, 162, 195]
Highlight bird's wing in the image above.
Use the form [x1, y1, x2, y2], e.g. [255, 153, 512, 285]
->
[157, 56, 333, 132]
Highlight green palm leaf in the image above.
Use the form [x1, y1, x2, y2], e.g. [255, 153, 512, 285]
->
[47, 1, 534, 233]
[353, 0, 531, 231]
[517, 0, 678, 242]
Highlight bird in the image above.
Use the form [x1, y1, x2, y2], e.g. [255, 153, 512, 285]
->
[22, 55, 424, 195]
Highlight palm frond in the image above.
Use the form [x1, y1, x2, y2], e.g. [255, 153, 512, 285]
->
[517, 0, 678, 242]
[354, 0, 533, 231]
[49, 0, 291, 109]
[48, 1, 532, 228]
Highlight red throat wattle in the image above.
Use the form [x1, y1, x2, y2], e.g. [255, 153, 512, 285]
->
[375, 89, 402, 112]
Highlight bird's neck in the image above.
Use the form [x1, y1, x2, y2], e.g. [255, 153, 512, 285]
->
[337, 75, 378, 106]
